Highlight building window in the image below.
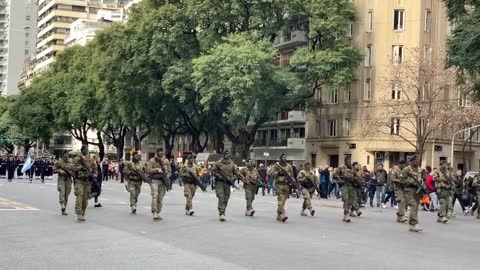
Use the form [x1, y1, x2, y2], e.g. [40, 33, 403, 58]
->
[393, 45, 403, 64]
[458, 92, 469, 107]
[425, 10, 432, 32]
[365, 44, 372, 66]
[367, 11, 373, 32]
[391, 118, 400, 135]
[423, 45, 432, 64]
[328, 120, 337, 137]
[347, 24, 353, 38]
[345, 119, 351, 136]
[345, 85, 352, 102]
[393, 9, 405, 30]
[327, 89, 338, 104]
[391, 84, 401, 100]
[364, 79, 372, 101]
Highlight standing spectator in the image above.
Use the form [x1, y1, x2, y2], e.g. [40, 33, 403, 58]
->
[170, 158, 178, 184]
[92, 157, 103, 208]
[319, 166, 329, 199]
[425, 166, 437, 212]
[452, 169, 466, 213]
[375, 164, 388, 207]
[6, 155, 16, 182]
[367, 168, 377, 207]
[383, 168, 397, 208]
[102, 160, 109, 182]
[267, 164, 276, 196]
[258, 163, 267, 196]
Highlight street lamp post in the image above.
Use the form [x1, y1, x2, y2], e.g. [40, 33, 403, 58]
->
[450, 124, 480, 168]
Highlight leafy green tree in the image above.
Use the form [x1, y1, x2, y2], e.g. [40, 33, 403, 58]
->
[444, 0, 480, 93]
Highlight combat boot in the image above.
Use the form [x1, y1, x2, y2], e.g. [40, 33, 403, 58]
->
[396, 215, 408, 223]
[250, 209, 255, 216]
[188, 210, 194, 216]
[153, 212, 160, 220]
[310, 209, 315, 216]
[300, 209, 307, 216]
[349, 211, 356, 217]
[245, 209, 250, 216]
[409, 224, 423, 232]
[343, 215, 351, 223]
[355, 210, 362, 217]
[61, 204, 67, 215]
[219, 215, 226, 222]
[437, 216, 448, 223]
[131, 205, 137, 214]
[278, 213, 288, 222]
[77, 215, 86, 222]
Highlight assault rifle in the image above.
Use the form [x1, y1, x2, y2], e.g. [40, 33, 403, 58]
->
[274, 164, 300, 190]
[78, 156, 100, 199]
[128, 163, 151, 184]
[187, 170, 207, 192]
[154, 158, 171, 191]
[215, 171, 239, 189]
[406, 170, 429, 197]
[55, 163, 74, 180]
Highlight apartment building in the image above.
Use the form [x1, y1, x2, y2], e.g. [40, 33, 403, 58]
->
[35, 0, 120, 73]
[0, 0, 37, 96]
[249, 17, 309, 165]
[306, 0, 480, 171]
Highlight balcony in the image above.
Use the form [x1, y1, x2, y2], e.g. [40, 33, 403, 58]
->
[252, 137, 305, 149]
[273, 30, 308, 50]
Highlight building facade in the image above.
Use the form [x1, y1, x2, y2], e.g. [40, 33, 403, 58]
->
[0, 0, 37, 96]
[306, 0, 480, 171]
[35, 0, 120, 73]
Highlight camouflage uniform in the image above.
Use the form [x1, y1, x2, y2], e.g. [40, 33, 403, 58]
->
[240, 165, 259, 216]
[472, 176, 480, 219]
[146, 154, 171, 220]
[270, 161, 293, 222]
[391, 164, 407, 222]
[297, 166, 318, 216]
[433, 167, 452, 223]
[53, 158, 73, 215]
[123, 160, 146, 214]
[212, 157, 241, 221]
[71, 153, 96, 221]
[350, 164, 364, 217]
[333, 164, 355, 222]
[401, 164, 423, 232]
[180, 161, 199, 215]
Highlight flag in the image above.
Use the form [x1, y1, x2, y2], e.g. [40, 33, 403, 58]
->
[21, 152, 35, 173]
[130, 148, 135, 155]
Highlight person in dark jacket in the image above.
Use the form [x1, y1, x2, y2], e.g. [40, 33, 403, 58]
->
[101, 160, 109, 182]
[91, 157, 103, 207]
[258, 164, 267, 196]
[319, 166, 330, 199]
[375, 164, 388, 207]
[6, 156, 16, 182]
[452, 170, 466, 212]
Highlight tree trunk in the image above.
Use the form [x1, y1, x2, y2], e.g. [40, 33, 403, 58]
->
[212, 130, 224, 154]
[96, 131, 105, 161]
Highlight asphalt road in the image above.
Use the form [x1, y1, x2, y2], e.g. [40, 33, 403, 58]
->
[0, 177, 478, 270]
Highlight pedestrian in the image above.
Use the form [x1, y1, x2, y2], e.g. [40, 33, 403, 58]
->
[425, 166, 438, 212]
[375, 164, 387, 207]
[297, 162, 317, 217]
[258, 163, 267, 196]
[383, 169, 397, 208]
[350, 162, 363, 217]
[270, 153, 293, 222]
[391, 160, 408, 223]
[92, 157, 103, 208]
[102, 160, 108, 182]
[452, 169, 466, 213]
[319, 165, 329, 199]
[240, 160, 260, 216]
[180, 155, 200, 216]
[433, 161, 452, 223]
[333, 156, 355, 223]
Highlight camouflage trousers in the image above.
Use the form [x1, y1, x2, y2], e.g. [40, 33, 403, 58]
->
[215, 180, 231, 215]
[276, 183, 290, 215]
[244, 183, 257, 210]
[184, 183, 197, 211]
[58, 177, 72, 207]
[74, 180, 91, 216]
[351, 187, 362, 212]
[127, 180, 142, 207]
[150, 180, 167, 214]
[437, 188, 451, 218]
[393, 182, 406, 217]
[301, 187, 315, 210]
[448, 190, 455, 215]
[404, 188, 421, 225]
[477, 191, 480, 218]
[340, 184, 354, 215]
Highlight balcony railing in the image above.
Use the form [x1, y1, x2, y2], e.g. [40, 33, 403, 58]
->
[273, 30, 308, 49]
[253, 138, 288, 147]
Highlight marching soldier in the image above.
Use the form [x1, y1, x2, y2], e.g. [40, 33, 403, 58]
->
[270, 153, 293, 222]
[123, 152, 146, 214]
[71, 145, 97, 222]
[212, 150, 243, 222]
[350, 162, 363, 217]
[297, 162, 318, 217]
[401, 155, 423, 232]
[146, 148, 171, 221]
[53, 153, 73, 215]
[333, 156, 355, 223]
[240, 160, 260, 217]
[392, 160, 408, 223]
[472, 175, 480, 219]
[433, 161, 453, 223]
[180, 154, 200, 216]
